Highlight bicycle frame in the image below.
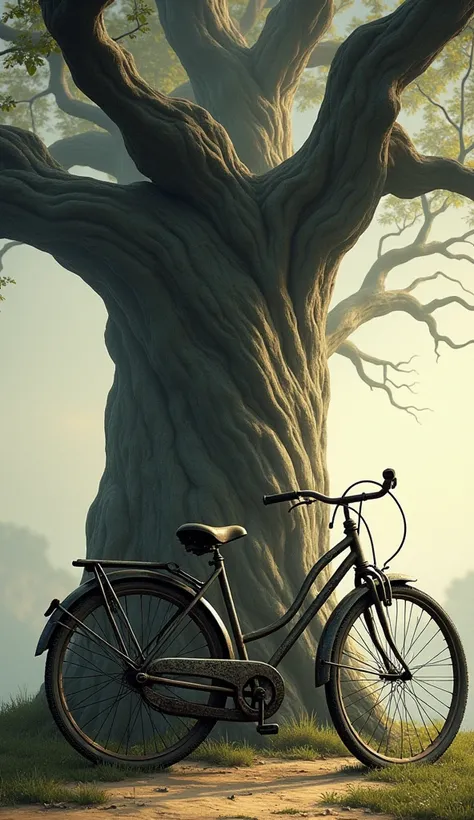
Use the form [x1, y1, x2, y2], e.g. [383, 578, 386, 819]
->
[75, 511, 380, 674]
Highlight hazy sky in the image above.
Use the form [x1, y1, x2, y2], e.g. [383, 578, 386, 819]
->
[1, 3, 474, 624]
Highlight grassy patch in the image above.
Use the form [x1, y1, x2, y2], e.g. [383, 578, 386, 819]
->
[264, 713, 349, 759]
[218, 816, 259, 819]
[192, 738, 256, 767]
[0, 693, 139, 806]
[323, 731, 474, 820]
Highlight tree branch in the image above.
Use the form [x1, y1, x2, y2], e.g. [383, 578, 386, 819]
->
[0, 240, 22, 273]
[238, 0, 267, 37]
[0, 21, 43, 46]
[307, 39, 340, 68]
[328, 285, 474, 359]
[361, 229, 474, 292]
[48, 130, 118, 173]
[377, 214, 420, 258]
[263, 0, 474, 290]
[385, 122, 474, 200]
[251, 0, 333, 99]
[0, 123, 123, 255]
[39, 0, 254, 222]
[46, 51, 116, 132]
[154, 0, 246, 78]
[405, 270, 474, 297]
[336, 342, 428, 422]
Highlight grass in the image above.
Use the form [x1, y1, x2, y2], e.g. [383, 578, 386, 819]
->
[191, 738, 256, 767]
[262, 713, 350, 759]
[6, 693, 474, 819]
[0, 692, 139, 806]
[323, 731, 474, 820]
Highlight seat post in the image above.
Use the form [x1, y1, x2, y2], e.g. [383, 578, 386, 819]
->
[211, 549, 248, 660]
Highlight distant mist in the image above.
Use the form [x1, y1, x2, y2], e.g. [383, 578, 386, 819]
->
[443, 573, 474, 730]
[0, 522, 76, 703]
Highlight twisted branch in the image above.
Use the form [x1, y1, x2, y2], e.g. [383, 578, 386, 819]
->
[39, 0, 252, 215]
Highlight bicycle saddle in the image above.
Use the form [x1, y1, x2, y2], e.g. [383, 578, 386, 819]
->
[176, 523, 247, 555]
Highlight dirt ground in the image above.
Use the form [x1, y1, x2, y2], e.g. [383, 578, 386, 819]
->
[0, 757, 396, 820]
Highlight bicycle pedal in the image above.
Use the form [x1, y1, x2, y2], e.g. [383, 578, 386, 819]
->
[256, 723, 279, 736]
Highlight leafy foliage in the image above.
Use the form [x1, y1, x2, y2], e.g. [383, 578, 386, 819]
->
[0, 275, 15, 302]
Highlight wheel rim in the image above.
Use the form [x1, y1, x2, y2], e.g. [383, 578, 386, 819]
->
[335, 590, 460, 762]
[56, 585, 219, 761]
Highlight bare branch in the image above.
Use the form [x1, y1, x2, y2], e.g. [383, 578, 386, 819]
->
[405, 270, 474, 297]
[328, 285, 474, 360]
[336, 341, 429, 422]
[415, 83, 460, 135]
[252, 0, 333, 99]
[377, 214, 420, 258]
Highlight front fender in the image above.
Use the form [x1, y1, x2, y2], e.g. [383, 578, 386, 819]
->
[315, 574, 416, 687]
[35, 570, 234, 659]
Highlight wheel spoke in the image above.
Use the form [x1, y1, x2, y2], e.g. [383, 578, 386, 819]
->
[48, 580, 225, 766]
[329, 587, 466, 766]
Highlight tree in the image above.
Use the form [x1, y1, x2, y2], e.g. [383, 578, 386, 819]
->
[2, 0, 474, 721]
[443, 572, 474, 730]
[0, 522, 74, 702]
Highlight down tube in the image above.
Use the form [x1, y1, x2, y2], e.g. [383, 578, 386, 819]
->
[268, 550, 356, 668]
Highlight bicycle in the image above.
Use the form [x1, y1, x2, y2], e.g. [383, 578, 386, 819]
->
[36, 467, 468, 769]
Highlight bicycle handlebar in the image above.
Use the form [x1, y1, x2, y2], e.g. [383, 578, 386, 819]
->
[262, 468, 396, 507]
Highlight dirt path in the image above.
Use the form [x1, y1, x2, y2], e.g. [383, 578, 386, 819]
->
[0, 758, 395, 820]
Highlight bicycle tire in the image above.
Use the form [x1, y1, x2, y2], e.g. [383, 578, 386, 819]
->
[45, 576, 231, 768]
[325, 584, 468, 767]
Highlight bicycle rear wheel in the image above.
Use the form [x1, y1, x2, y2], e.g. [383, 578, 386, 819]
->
[45, 577, 231, 768]
[325, 584, 468, 767]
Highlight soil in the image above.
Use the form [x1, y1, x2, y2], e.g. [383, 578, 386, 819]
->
[0, 757, 395, 820]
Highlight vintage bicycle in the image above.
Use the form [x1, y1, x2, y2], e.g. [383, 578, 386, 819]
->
[36, 467, 468, 769]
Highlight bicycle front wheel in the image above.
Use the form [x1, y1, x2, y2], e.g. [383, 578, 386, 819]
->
[325, 584, 468, 767]
[45, 577, 231, 768]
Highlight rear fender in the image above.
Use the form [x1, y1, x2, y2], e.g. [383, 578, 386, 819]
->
[35, 570, 234, 659]
[315, 574, 416, 687]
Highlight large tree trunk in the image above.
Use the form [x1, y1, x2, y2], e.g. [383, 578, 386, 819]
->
[83, 191, 334, 721]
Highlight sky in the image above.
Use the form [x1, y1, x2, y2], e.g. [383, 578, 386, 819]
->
[1, 1, 474, 706]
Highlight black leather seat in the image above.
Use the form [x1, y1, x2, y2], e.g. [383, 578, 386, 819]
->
[176, 523, 247, 555]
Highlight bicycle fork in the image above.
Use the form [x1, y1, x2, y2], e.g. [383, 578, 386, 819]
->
[362, 571, 412, 681]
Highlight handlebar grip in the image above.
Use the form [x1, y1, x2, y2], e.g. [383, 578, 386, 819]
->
[263, 491, 300, 506]
[382, 467, 397, 488]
